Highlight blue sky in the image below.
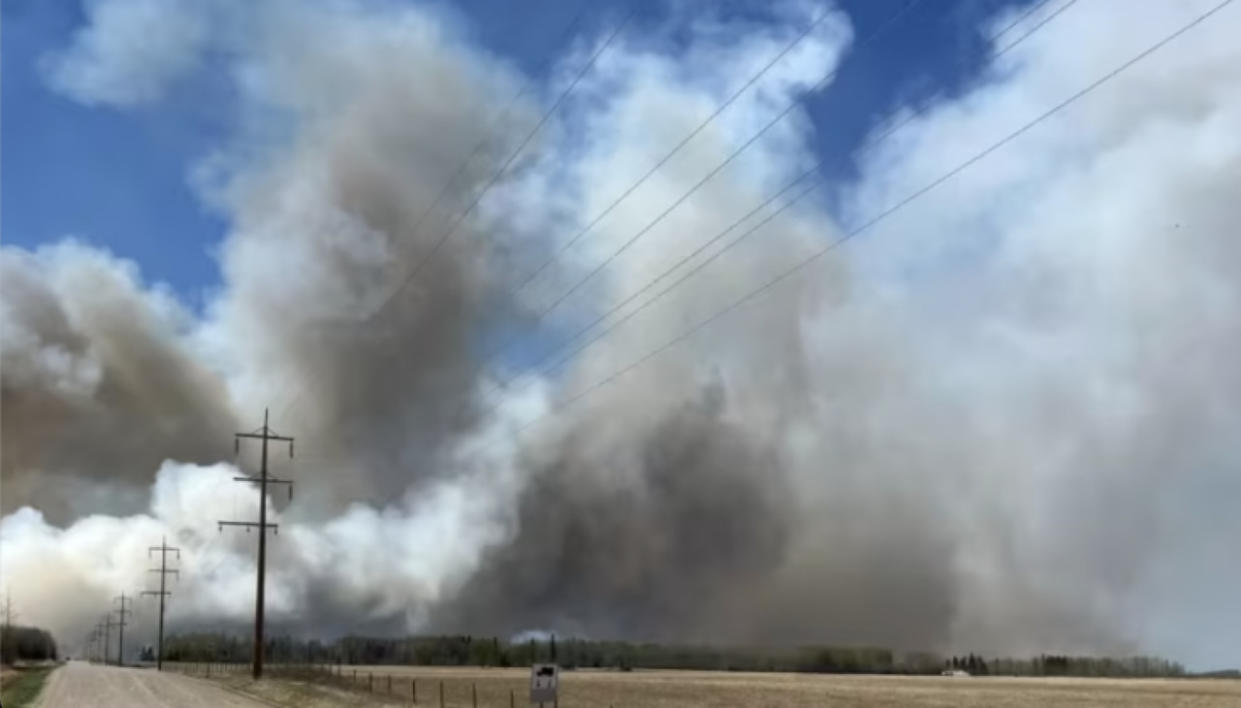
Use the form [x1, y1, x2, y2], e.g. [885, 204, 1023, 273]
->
[2, 0, 1023, 307]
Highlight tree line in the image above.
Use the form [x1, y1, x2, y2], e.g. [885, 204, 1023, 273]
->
[161, 632, 1186, 678]
[0, 625, 58, 664]
[945, 653, 1184, 677]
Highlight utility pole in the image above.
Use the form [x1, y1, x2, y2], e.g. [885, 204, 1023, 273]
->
[102, 614, 114, 665]
[2, 589, 15, 628]
[143, 536, 180, 671]
[219, 408, 294, 680]
[113, 593, 132, 666]
[98, 619, 109, 663]
[1, 590, 15, 665]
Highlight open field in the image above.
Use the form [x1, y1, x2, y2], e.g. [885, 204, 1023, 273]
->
[176, 664, 1241, 707]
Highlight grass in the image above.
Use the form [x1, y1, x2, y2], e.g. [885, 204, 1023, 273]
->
[169, 663, 1241, 707]
[0, 666, 54, 708]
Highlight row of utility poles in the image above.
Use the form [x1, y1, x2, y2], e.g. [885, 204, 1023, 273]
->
[82, 408, 293, 678]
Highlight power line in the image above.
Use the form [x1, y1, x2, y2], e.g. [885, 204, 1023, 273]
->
[434, 0, 928, 428]
[0, 590, 16, 665]
[463, 0, 1235, 454]
[274, 1, 906, 429]
[275, 5, 619, 425]
[1, 589, 15, 628]
[219, 407, 295, 680]
[366, 10, 634, 324]
[866, 0, 1082, 146]
[398, 3, 593, 251]
[142, 536, 181, 671]
[496, 0, 927, 342]
[512, 3, 850, 295]
[84, 626, 100, 663]
[100, 615, 114, 665]
[113, 593, 132, 666]
[470, 0, 1083, 408]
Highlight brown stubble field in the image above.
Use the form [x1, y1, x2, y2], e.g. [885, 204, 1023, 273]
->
[317, 666, 1241, 707]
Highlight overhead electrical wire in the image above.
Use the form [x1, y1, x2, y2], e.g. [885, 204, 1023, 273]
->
[484, 0, 930, 354]
[365, 9, 635, 323]
[461, 0, 1235, 455]
[510, 3, 853, 294]
[276, 1, 606, 422]
[430, 0, 932, 433]
[392, 3, 593, 259]
[284, 0, 926, 430]
[470, 0, 1086, 407]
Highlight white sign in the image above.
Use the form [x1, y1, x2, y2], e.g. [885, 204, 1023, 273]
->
[529, 663, 559, 703]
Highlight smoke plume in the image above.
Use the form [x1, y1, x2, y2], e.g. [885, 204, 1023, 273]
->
[2, 0, 1239, 669]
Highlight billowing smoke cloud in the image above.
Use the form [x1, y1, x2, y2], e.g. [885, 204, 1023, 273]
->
[0, 243, 237, 522]
[2, 0, 1239, 669]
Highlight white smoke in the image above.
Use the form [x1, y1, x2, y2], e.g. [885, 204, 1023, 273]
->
[40, 0, 214, 107]
[2, 0, 1239, 669]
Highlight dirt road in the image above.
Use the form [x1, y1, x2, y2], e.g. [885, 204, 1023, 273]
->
[36, 661, 272, 708]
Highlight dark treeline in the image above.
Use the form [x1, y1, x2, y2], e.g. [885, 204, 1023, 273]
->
[945, 653, 1185, 678]
[0, 625, 58, 664]
[162, 632, 1185, 678]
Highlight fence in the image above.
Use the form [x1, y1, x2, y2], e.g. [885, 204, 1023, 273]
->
[164, 661, 557, 707]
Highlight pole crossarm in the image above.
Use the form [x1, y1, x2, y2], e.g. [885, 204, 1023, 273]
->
[113, 593, 131, 666]
[218, 520, 279, 532]
[233, 476, 292, 484]
[143, 535, 180, 671]
[220, 407, 296, 679]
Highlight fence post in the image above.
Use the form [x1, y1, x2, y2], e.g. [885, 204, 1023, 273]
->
[413, 678, 417, 704]
[510, 689, 515, 708]
[369, 672, 374, 692]
[439, 680, 444, 708]
[472, 682, 478, 708]
[388, 674, 393, 694]
[353, 668, 357, 683]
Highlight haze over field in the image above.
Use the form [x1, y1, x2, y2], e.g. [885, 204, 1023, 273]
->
[2, 0, 1239, 670]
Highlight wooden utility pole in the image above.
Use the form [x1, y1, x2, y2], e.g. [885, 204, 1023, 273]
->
[1, 590, 15, 665]
[219, 408, 294, 679]
[1, 590, 15, 628]
[113, 593, 132, 666]
[143, 536, 180, 670]
[102, 614, 115, 665]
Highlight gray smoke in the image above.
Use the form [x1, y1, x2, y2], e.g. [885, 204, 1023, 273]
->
[2, 0, 1239, 669]
[0, 243, 237, 522]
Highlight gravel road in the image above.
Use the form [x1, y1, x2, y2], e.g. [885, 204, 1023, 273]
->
[36, 661, 272, 708]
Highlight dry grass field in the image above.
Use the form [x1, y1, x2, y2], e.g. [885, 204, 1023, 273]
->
[274, 665, 1241, 707]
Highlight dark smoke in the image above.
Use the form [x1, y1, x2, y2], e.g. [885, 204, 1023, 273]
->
[435, 389, 794, 641]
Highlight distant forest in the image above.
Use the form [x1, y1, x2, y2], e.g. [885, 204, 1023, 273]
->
[0, 625, 58, 664]
[162, 633, 1187, 678]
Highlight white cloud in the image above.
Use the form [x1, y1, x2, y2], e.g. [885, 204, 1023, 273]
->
[41, 0, 213, 106]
